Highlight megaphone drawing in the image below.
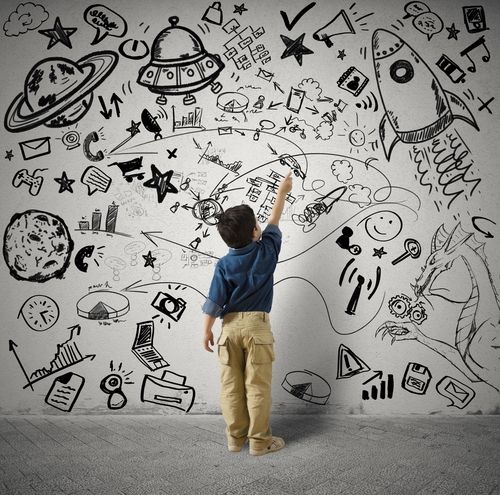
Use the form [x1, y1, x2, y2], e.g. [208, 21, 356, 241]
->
[313, 9, 355, 48]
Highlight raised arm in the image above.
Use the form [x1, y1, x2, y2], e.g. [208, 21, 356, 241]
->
[268, 172, 293, 226]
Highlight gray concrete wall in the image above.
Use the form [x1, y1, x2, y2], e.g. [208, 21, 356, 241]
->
[0, 0, 499, 415]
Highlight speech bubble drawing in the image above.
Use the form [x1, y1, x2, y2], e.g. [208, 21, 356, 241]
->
[84, 4, 127, 45]
[403, 1, 429, 19]
[436, 376, 475, 409]
[81, 166, 112, 195]
[413, 11, 443, 40]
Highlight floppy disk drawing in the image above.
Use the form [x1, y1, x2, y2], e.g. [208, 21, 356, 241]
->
[141, 370, 195, 412]
[19, 137, 51, 160]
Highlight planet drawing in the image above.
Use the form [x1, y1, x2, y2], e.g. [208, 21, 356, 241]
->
[4, 51, 118, 132]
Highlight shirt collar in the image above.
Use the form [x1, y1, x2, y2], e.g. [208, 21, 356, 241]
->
[228, 241, 256, 255]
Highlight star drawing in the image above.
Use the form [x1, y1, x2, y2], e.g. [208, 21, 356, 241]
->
[5, 150, 14, 161]
[233, 4, 248, 15]
[337, 49, 346, 60]
[126, 120, 141, 136]
[143, 164, 179, 203]
[142, 250, 157, 268]
[280, 33, 314, 66]
[446, 23, 460, 40]
[39, 17, 77, 49]
[373, 247, 387, 258]
[54, 171, 75, 193]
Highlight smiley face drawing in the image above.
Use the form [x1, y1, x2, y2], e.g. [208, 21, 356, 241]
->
[363, 210, 402, 242]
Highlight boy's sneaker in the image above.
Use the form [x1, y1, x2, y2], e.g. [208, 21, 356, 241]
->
[228, 438, 247, 452]
[249, 437, 285, 456]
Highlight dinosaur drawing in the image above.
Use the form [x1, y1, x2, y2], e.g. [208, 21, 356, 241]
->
[377, 223, 500, 392]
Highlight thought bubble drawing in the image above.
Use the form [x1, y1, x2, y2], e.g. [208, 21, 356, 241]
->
[347, 184, 371, 208]
[81, 166, 112, 195]
[3, 2, 49, 37]
[315, 121, 333, 140]
[331, 159, 353, 184]
[298, 77, 322, 101]
[403, 2, 443, 41]
[403, 1, 429, 18]
[413, 12, 443, 40]
[84, 5, 127, 45]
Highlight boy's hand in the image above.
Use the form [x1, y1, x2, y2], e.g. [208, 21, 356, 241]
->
[203, 329, 214, 352]
[278, 171, 293, 195]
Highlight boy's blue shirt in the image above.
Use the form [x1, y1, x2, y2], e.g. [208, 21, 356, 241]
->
[202, 223, 282, 318]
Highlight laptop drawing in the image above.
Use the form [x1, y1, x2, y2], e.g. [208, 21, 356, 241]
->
[132, 320, 169, 371]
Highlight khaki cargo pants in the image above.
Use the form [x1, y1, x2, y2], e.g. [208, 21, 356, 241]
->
[217, 311, 275, 450]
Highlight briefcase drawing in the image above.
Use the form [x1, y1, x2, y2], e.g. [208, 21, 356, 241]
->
[141, 370, 195, 413]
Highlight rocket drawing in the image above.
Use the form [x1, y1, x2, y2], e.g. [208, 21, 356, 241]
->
[372, 29, 478, 160]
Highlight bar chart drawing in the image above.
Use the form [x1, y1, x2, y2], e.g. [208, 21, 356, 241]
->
[76, 202, 131, 238]
[172, 106, 204, 131]
[361, 371, 394, 400]
[23, 325, 95, 390]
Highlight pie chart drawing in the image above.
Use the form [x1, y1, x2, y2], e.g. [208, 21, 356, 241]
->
[281, 369, 331, 405]
[76, 290, 130, 320]
[216, 92, 249, 113]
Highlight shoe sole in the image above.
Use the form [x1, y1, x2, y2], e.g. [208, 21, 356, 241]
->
[249, 444, 285, 456]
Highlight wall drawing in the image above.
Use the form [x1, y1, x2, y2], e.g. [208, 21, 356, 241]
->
[0, 0, 498, 416]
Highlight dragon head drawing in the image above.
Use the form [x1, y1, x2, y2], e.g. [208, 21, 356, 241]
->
[412, 223, 476, 300]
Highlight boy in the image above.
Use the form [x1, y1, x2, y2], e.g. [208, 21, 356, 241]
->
[202, 172, 293, 456]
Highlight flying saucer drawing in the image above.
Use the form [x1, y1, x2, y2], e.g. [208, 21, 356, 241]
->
[76, 290, 130, 320]
[137, 16, 224, 106]
[4, 51, 118, 132]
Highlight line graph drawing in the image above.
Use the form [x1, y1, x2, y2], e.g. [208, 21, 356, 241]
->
[9, 325, 95, 390]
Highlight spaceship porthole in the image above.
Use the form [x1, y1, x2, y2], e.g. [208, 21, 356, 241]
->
[207, 60, 214, 68]
[389, 60, 414, 84]
[187, 69, 194, 77]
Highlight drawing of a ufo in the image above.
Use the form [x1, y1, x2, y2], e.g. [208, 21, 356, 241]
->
[137, 16, 224, 106]
[372, 29, 478, 160]
[4, 51, 118, 132]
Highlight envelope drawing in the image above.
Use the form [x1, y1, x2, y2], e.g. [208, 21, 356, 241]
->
[19, 137, 51, 161]
[256, 68, 274, 82]
[436, 376, 475, 409]
[141, 370, 195, 413]
[218, 126, 233, 135]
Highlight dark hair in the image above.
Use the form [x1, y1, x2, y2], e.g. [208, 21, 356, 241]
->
[216, 204, 256, 248]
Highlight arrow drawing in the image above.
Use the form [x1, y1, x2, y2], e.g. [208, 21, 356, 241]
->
[121, 279, 207, 298]
[273, 81, 284, 94]
[472, 216, 495, 238]
[141, 231, 220, 260]
[9, 340, 33, 391]
[267, 101, 283, 110]
[198, 141, 212, 164]
[267, 143, 277, 155]
[98, 95, 112, 119]
[110, 93, 123, 118]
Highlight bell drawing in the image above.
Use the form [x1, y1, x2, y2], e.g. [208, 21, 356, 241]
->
[137, 16, 225, 106]
[202, 2, 223, 26]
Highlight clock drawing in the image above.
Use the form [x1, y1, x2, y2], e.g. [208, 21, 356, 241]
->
[18, 295, 60, 331]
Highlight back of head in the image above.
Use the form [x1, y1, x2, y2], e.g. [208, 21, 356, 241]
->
[216, 204, 256, 248]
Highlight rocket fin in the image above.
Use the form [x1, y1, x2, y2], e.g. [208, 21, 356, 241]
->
[380, 113, 400, 161]
[445, 90, 480, 131]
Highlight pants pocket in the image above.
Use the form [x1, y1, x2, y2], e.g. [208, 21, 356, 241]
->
[217, 334, 230, 365]
[251, 334, 275, 364]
